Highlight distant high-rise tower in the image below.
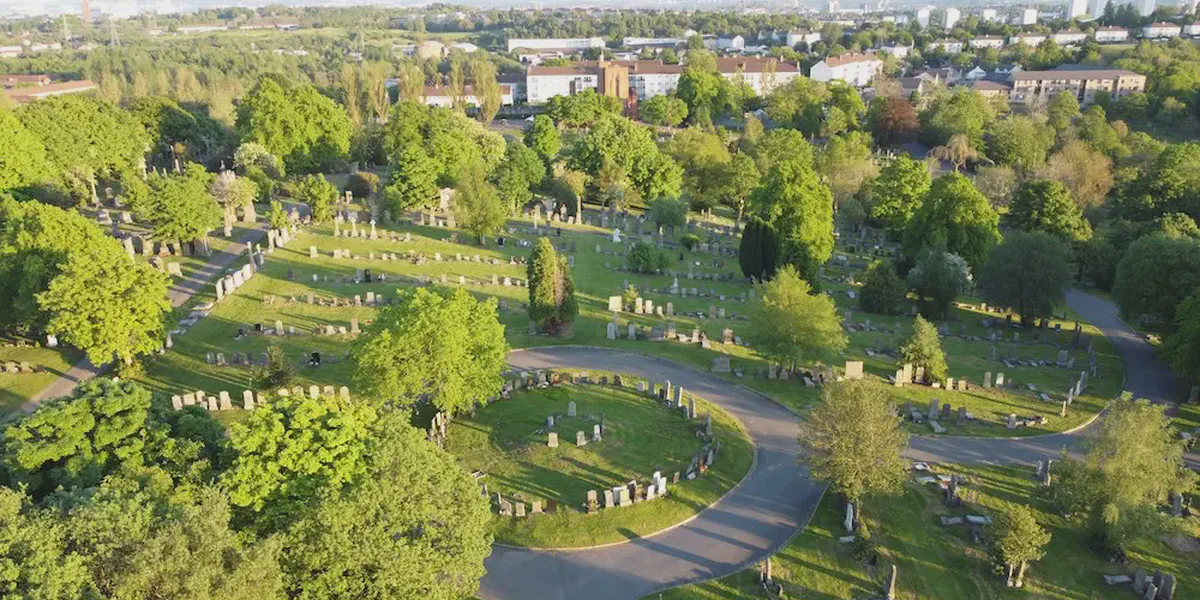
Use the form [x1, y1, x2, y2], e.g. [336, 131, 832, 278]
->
[944, 7, 961, 28]
[1138, 0, 1157, 15]
[1089, 0, 1108, 18]
[82, 0, 91, 23]
[1068, 0, 1088, 18]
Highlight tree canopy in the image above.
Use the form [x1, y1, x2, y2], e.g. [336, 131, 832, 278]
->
[870, 154, 930, 236]
[903, 172, 1001, 271]
[748, 266, 846, 368]
[978, 232, 1074, 325]
[527, 238, 578, 334]
[1008, 179, 1092, 243]
[568, 114, 682, 201]
[236, 77, 352, 174]
[901, 315, 949, 382]
[749, 153, 835, 280]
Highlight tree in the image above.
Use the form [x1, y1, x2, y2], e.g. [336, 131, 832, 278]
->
[978, 232, 1073, 324]
[817, 131, 878, 204]
[639, 95, 689, 127]
[743, 113, 764, 142]
[901, 315, 948, 382]
[718, 153, 759, 223]
[281, 411, 491, 600]
[252, 345, 295, 390]
[17, 94, 148, 194]
[920, 88, 995, 148]
[142, 164, 222, 245]
[748, 266, 847, 369]
[494, 140, 545, 212]
[234, 142, 284, 179]
[750, 154, 835, 281]
[1008, 179, 1091, 243]
[62, 470, 284, 600]
[0, 487, 91, 598]
[210, 170, 257, 229]
[646, 197, 689, 231]
[931, 133, 979, 172]
[294, 174, 337, 224]
[907, 249, 972, 319]
[867, 95, 919, 146]
[801, 380, 909, 516]
[0, 106, 56, 196]
[352, 287, 506, 416]
[860, 260, 907, 315]
[222, 391, 376, 532]
[739, 217, 780, 281]
[985, 116, 1055, 171]
[1112, 234, 1200, 328]
[627, 242, 670, 274]
[988, 503, 1051, 588]
[524, 115, 561, 164]
[665, 127, 730, 211]
[870, 154, 930, 235]
[455, 160, 505, 243]
[527, 238, 578, 334]
[903, 172, 1001, 271]
[236, 77, 352, 174]
[1046, 91, 1080, 132]
[1040, 141, 1113, 208]
[383, 145, 439, 213]
[38, 244, 171, 366]
[344, 172, 380, 200]
[2, 379, 218, 498]
[470, 57, 503, 124]
[568, 114, 682, 200]
[544, 89, 622, 127]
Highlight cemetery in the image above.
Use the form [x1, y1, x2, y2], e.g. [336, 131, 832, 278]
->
[656, 461, 1200, 600]
[126, 202, 1123, 440]
[444, 370, 753, 548]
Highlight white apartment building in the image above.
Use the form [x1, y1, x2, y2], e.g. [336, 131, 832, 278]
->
[1184, 22, 1200, 36]
[1020, 8, 1039, 25]
[786, 29, 822, 47]
[716, 57, 802, 95]
[1094, 26, 1131, 42]
[716, 35, 745, 51]
[1138, 0, 1157, 16]
[1142, 22, 1182, 38]
[1052, 28, 1088, 45]
[624, 36, 686, 47]
[981, 8, 998, 21]
[878, 44, 911, 58]
[969, 36, 1005, 49]
[1009, 33, 1048, 46]
[944, 7, 961, 28]
[1089, 0, 1108, 18]
[525, 58, 799, 104]
[506, 37, 605, 52]
[917, 7, 932, 27]
[809, 52, 883, 87]
[1068, 0, 1089, 18]
[930, 39, 964, 53]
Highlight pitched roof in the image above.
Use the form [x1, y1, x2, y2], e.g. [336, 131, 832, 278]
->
[1011, 67, 1143, 80]
[3, 79, 95, 103]
[822, 52, 880, 67]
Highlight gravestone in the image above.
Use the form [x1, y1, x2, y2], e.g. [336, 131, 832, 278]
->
[844, 360, 864, 380]
[576, 431, 587, 446]
[1007, 413, 1017, 429]
[688, 398, 697, 419]
[984, 372, 992, 388]
[547, 432, 558, 448]
[711, 357, 731, 373]
[608, 296, 622, 312]
[593, 424, 602, 441]
[568, 401, 576, 417]
[606, 322, 616, 339]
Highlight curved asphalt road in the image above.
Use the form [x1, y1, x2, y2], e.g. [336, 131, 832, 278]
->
[479, 347, 824, 600]
[905, 288, 1182, 466]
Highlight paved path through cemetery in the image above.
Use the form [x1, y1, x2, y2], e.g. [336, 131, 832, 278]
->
[23, 226, 267, 411]
[480, 346, 824, 600]
[906, 289, 1184, 466]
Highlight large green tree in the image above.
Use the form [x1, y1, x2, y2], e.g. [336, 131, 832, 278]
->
[0, 106, 56, 196]
[988, 503, 1051, 588]
[978, 232, 1073, 325]
[801, 379, 909, 518]
[527, 238, 578, 334]
[142, 164, 222, 244]
[352, 287, 506, 416]
[902, 172, 1001, 271]
[568, 114, 682, 200]
[281, 411, 491, 600]
[383, 145, 440, 213]
[236, 77, 352, 174]
[455, 160, 506, 243]
[294, 174, 338, 224]
[749, 154, 835, 280]
[1008, 179, 1092, 243]
[1112, 234, 1200, 327]
[748, 266, 847, 369]
[860, 260, 907, 315]
[907, 249, 972, 318]
[221, 391, 376, 532]
[985, 116, 1055, 172]
[870, 154, 930, 235]
[639, 95, 689, 126]
[919, 88, 995, 149]
[738, 217, 780, 281]
[523, 114, 561, 163]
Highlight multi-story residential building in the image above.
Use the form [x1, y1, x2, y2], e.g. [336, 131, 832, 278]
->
[1138, 0, 1157, 16]
[1008, 66, 1147, 105]
[623, 36, 689, 48]
[969, 36, 1005, 49]
[944, 7, 961, 28]
[1142, 22, 1183, 38]
[1009, 33, 1047, 46]
[1052, 28, 1088, 45]
[878, 44, 911, 58]
[930, 39, 964, 53]
[971, 79, 1012, 100]
[1094, 26, 1131, 42]
[1184, 22, 1200, 37]
[506, 37, 605, 52]
[917, 7, 932, 28]
[525, 58, 799, 104]
[421, 84, 515, 108]
[1068, 0, 1089, 18]
[786, 29, 822, 47]
[981, 8, 998, 21]
[716, 35, 745, 51]
[809, 52, 883, 86]
[1020, 8, 1039, 25]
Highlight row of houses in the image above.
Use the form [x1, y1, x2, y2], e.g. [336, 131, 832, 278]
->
[525, 58, 801, 104]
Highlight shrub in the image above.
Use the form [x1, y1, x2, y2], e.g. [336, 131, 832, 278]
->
[627, 242, 669, 274]
[344, 171, 381, 199]
[681, 233, 700, 251]
[860, 260, 906, 315]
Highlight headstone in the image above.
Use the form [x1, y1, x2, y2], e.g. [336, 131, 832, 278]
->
[688, 398, 696, 419]
[593, 424, 602, 441]
[576, 431, 587, 446]
[844, 360, 864, 380]
[608, 296, 622, 312]
[548, 432, 558, 447]
[1007, 413, 1017, 429]
[884, 565, 897, 600]
[606, 322, 616, 339]
[568, 401, 576, 417]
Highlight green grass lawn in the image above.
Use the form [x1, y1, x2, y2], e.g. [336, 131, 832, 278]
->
[0, 341, 84, 412]
[654, 463, 1200, 600]
[445, 374, 753, 548]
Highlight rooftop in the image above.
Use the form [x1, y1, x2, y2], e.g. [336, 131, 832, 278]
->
[822, 52, 881, 67]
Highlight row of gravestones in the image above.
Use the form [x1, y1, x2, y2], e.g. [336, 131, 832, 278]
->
[214, 262, 260, 303]
[904, 400, 976, 433]
[1106, 569, 1177, 600]
[583, 470, 677, 514]
[170, 385, 351, 413]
